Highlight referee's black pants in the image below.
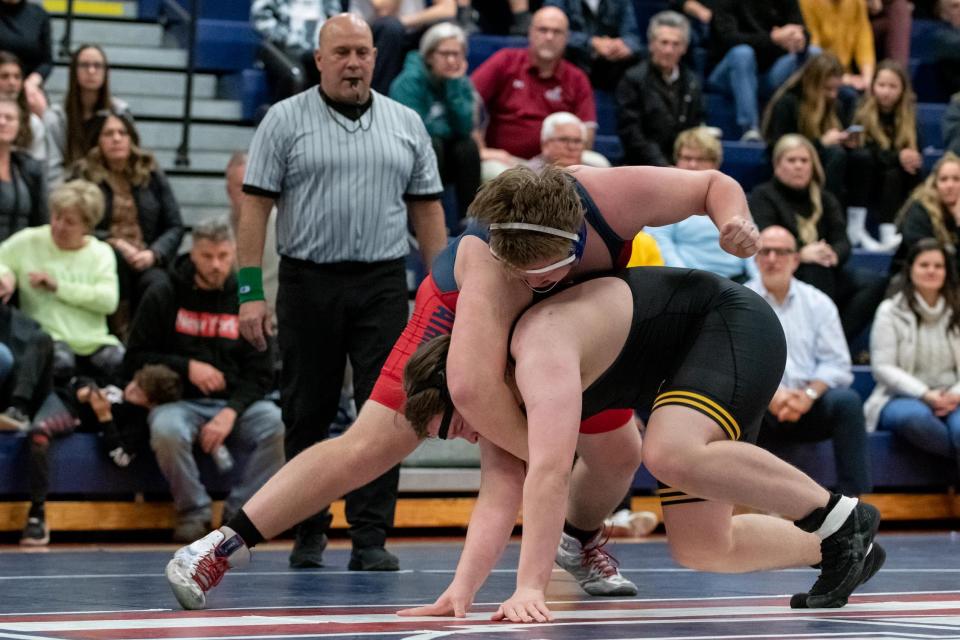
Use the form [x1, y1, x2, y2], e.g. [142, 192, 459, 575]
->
[277, 256, 408, 550]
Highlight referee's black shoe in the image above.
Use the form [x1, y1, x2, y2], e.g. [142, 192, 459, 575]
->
[792, 498, 882, 608]
[289, 527, 327, 568]
[349, 546, 399, 571]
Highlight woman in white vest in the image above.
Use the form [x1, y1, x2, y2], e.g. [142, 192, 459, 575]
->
[865, 238, 960, 469]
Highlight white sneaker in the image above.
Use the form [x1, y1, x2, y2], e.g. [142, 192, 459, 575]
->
[740, 128, 763, 143]
[165, 527, 250, 610]
[555, 531, 638, 596]
[604, 509, 659, 537]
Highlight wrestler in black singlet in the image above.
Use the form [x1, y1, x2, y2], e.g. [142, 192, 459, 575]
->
[578, 267, 787, 504]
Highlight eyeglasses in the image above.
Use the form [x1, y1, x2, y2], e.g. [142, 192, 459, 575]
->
[432, 49, 464, 59]
[757, 247, 797, 257]
[549, 136, 585, 147]
[77, 62, 105, 71]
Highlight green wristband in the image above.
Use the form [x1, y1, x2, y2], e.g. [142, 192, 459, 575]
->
[237, 266, 265, 304]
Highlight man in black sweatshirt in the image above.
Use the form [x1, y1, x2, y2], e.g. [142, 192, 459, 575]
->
[125, 218, 283, 543]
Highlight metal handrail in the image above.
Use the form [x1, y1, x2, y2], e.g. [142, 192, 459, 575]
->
[258, 40, 305, 99]
[57, 0, 76, 59]
[175, 0, 200, 167]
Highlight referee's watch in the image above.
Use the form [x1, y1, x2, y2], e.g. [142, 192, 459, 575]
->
[803, 386, 820, 401]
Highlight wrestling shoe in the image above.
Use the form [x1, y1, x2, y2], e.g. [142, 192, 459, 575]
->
[791, 541, 886, 609]
[166, 527, 250, 610]
[555, 531, 638, 596]
[791, 497, 881, 608]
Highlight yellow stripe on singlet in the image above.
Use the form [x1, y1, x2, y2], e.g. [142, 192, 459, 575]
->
[652, 390, 741, 440]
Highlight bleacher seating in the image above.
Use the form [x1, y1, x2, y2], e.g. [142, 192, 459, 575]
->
[6, 0, 958, 536]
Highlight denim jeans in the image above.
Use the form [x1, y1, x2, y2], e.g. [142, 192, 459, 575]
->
[149, 398, 284, 523]
[878, 397, 960, 474]
[707, 45, 819, 134]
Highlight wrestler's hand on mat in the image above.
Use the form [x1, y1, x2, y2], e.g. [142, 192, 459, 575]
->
[239, 300, 273, 352]
[492, 588, 554, 623]
[719, 216, 759, 258]
[396, 585, 474, 618]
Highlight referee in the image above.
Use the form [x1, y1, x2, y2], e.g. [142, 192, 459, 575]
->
[236, 13, 447, 571]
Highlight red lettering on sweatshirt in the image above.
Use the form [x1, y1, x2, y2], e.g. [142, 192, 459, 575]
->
[175, 309, 240, 339]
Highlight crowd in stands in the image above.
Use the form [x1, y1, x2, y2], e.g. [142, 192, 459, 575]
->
[0, 0, 289, 547]
[1, 0, 960, 547]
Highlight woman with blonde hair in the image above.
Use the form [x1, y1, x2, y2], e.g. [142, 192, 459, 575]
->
[749, 133, 886, 340]
[73, 109, 183, 319]
[0, 178, 122, 384]
[847, 59, 923, 228]
[762, 53, 854, 199]
[895, 152, 960, 270]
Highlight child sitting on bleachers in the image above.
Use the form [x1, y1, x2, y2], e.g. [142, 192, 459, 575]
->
[20, 364, 182, 546]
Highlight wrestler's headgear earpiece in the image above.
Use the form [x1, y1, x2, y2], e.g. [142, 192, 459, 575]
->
[407, 366, 455, 440]
[488, 222, 588, 273]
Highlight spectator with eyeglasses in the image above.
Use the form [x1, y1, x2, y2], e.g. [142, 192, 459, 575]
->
[747, 224, 871, 497]
[44, 45, 131, 188]
[390, 22, 479, 227]
[526, 111, 609, 171]
[646, 127, 757, 282]
[749, 133, 886, 343]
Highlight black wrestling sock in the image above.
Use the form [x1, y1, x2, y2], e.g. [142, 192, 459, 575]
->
[564, 520, 602, 545]
[794, 492, 842, 533]
[225, 508, 265, 549]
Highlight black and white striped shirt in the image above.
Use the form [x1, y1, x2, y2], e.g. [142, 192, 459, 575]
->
[243, 88, 442, 264]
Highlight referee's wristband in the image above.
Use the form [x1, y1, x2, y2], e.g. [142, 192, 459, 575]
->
[237, 266, 265, 304]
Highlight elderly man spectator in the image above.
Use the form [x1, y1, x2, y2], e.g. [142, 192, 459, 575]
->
[125, 219, 284, 543]
[526, 111, 610, 170]
[471, 7, 597, 176]
[348, 0, 456, 94]
[708, 0, 813, 141]
[543, 0, 642, 90]
[616, 11, 703, 167]
[390, 22, 479, 225]
[746, 225, 872, 497]
[646, 127, 756, 281]
[237, 14, 446, 572]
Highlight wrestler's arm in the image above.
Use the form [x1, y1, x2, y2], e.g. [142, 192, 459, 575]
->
[398, 437, 526, 617]
[494, 312, 583, 623]
[576, 166, 759, 258]
[447, 242, 533, 460]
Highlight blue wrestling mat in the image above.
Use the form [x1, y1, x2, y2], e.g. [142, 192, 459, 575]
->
[2, 533, 959, 639]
